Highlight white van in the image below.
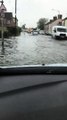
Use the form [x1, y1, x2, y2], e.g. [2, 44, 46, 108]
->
[52, 26, 67, 39]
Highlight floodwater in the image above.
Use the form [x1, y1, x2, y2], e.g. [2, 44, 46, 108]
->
[0, 32, 67, 66]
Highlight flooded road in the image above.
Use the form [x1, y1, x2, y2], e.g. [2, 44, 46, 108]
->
[0, 32, 67, 66]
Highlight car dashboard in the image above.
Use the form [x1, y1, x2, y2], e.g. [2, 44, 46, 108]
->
[0, 66, 67, 120]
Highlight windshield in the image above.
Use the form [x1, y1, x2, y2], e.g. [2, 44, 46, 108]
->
[57, 28, 67, 32]
[0, 0, 67, 67]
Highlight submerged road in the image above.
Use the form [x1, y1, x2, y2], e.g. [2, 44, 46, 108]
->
[0, 32, 67, 66]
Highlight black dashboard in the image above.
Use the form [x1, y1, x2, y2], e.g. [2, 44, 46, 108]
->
[0, 66, 67, 120]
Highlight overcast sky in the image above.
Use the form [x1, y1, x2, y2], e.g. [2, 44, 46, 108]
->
[3, 0, 67, 27]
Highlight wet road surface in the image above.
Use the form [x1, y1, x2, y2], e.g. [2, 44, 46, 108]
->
[0, 32, 67, 66]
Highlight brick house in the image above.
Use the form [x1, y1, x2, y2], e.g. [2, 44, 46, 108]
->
[0, 3, 18, 28]
[62, 17, 67, 27]
[45, 15, 62, 35]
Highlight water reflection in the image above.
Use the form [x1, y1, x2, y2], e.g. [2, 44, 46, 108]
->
[1, 42, 5, 55]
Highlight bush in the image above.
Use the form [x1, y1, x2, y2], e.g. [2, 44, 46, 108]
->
[0, 27, 22, 38]
[0, 30, 9, 38]
[7, 27, 22, 36]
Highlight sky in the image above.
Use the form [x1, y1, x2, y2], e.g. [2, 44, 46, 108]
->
[3, 0, 67, 27]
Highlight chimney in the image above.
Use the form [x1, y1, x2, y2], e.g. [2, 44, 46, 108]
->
[50, 19, 53, 23]
[58, 14, 62, 19]
[53, 16, 57, 21]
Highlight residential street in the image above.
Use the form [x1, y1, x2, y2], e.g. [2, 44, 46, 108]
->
[0, 32, 67, 66]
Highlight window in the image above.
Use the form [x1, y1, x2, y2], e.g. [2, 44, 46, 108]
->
[57, 28, 67, 32]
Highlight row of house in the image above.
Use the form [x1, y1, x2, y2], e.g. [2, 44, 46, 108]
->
[45, 14, 67, 35]
[0, 2, 18, 28]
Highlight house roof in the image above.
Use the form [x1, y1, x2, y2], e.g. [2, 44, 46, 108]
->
[45, 15, 63, 26]
[0, 4, 7, 12]
[45, 20, 54, 25]
[62, 17, 67, 21]
[45, 18, 62, 26]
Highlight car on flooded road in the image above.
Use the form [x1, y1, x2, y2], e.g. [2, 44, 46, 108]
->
[39, 30, 45, 35]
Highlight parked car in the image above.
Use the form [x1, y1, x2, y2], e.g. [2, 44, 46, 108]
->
[52, 26, 67, 39]
[32, 30, 39, 35]
[39, 30, 45, 35]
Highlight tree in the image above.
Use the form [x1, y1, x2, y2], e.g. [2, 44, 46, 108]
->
[37, 18, 48, 30]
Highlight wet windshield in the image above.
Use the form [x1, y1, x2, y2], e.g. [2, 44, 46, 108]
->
[57, 28, 67, 32]
[0, 0, 67, 67]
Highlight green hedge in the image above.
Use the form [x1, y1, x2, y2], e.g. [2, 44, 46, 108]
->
[0, 27, 22, 38]
[0, 31, 9, 38]
[7, 27, 22, 36]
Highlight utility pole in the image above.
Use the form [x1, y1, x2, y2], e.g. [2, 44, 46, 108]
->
[15, 0, 17, 35]
[1, 12, 4, 47]
[0, 0, 5, 48]
[15, 0, 17, 27]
